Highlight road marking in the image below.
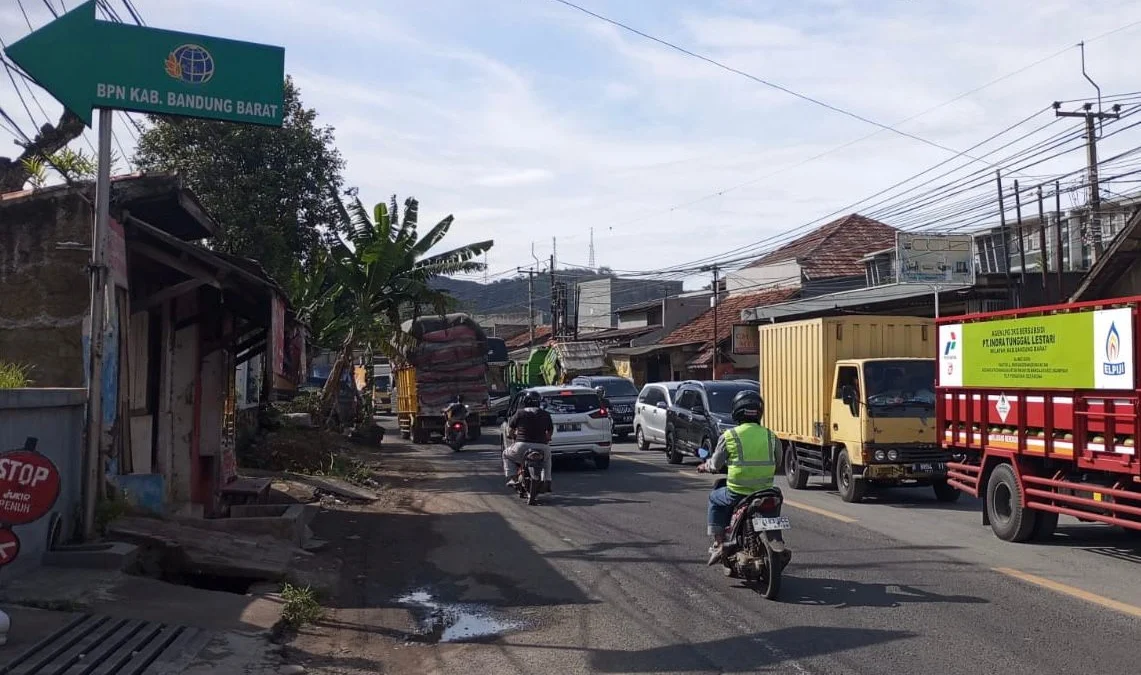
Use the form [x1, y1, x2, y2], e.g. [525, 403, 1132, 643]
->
[620, 451, 858, 523]
[994, 567, 1141, 620]
[783, 500, 857, 523]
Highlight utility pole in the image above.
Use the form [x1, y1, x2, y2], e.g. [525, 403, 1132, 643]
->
[1014, 180, 1027, 284]
[703, 264, 720, 379]
[573, 283, 581, 340]
[1053, 95, 1121, 261]
[1054, 181, 1064, 302]
[1037, 185, 1048, 292]
[518, 265, 536, 349]
[84, 109, 113, 540]
[550, 254, 557, 336]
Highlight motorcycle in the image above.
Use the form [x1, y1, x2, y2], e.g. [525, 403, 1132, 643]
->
[513, 447, 546, 505]
[445, 419, 467, 451]
[713, 476, 793, 600]
[444, 403, 469, 452]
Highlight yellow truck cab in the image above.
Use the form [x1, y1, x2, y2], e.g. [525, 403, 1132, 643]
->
[758, 317, 956, 503]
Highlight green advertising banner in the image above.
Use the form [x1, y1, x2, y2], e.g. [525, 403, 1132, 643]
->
[961, 313, 1093, 388]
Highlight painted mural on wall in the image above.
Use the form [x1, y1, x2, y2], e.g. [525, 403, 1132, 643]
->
[0, 438, 61, 568]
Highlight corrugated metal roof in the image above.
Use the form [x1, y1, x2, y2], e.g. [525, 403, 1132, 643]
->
[552, 341, 606, 372]
[575, 325, 661, 341]
[740, 282, 972, 322]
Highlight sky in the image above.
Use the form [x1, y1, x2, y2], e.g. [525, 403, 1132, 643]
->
[3, 0, 1141, 289]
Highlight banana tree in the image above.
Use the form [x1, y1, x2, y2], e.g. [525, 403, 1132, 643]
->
[315, 195, 492, 427]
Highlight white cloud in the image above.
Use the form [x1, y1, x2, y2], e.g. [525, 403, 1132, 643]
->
[684, 16, 804, 48]
[4, 0, 1141, 289]
[474, 169, 554, 188]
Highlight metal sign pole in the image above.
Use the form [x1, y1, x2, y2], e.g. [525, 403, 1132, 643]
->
[83, 108, 112, 540]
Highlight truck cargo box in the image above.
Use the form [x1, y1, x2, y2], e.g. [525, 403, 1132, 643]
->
[760, 316, 934, 445]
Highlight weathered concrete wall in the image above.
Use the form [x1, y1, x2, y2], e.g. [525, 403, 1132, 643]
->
[0, 192, 91, 387]
[0, 388, 85, 581]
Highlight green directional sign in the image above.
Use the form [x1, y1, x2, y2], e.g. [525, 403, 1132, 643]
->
[4, 0, 284, 127]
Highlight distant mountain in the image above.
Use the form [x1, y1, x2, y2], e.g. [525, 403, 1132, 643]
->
[432, 268, 608, 315]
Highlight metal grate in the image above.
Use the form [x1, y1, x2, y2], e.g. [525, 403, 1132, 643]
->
[0, 614, 213, 675]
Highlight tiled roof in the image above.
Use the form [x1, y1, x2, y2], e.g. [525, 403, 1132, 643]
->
[686, 346, 715, 368]
[576, 325, 661, 342]
[504, 325, 551, 348]
[745, 214, 898, 279]
[660, 287, 798, 346]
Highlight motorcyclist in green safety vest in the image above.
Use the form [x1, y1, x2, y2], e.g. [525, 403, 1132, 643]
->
[697, 389, 779, 566]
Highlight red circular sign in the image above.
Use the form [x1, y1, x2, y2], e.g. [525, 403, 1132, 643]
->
[0, 529, 20, 567]
[0, 450, 61, 526]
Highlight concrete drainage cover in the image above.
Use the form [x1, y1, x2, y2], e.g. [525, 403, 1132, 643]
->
[1, 614, 213, 675]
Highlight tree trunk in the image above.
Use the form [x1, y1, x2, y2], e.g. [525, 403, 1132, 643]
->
[0, 111, 85, 193]
[318, 328, 354, 429]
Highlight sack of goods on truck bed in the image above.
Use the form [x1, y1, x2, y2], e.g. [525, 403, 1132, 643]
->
[399, 314, 489, 367]
[414, 342, 486, 370]
[419, 382, 488, 409]
[398, 314, 490, 409]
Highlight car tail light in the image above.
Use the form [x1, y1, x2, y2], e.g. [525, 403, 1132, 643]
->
[589, 407, 609, 419]
[599, 441, 611, 447]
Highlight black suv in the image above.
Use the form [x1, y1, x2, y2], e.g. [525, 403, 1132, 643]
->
[664, 380, 760, 464]
[571, 375, 639, 440]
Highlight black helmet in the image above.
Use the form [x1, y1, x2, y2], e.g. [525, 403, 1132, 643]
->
[731, 390, 762, 424]
[594, 386, 606, 398]
[522, 390, 542, 407]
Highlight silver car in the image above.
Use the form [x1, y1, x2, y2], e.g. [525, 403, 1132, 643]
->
[634, 382, 682, 450]
[500, 386, 613, 469]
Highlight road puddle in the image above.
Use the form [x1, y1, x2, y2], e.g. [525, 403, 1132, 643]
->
[396, 589, 524, 643]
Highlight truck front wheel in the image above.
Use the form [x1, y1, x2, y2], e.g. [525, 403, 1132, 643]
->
[933, 479, 961, 503]
[986, 463, 1038, 542]
[835, 449, 866, 503]
[785, 444, 809, 490]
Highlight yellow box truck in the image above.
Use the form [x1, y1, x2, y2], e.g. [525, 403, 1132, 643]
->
[758, 316, 955, 503]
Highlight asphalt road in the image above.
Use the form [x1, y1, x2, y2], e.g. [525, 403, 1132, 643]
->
[357, 427, 1141, 674]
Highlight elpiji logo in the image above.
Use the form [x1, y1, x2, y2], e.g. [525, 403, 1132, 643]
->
[944, 331, 957, 356]
[1103, 322, 1125, 376]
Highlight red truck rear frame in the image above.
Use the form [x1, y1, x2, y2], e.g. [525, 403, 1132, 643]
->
[937, 296, 1141, 540]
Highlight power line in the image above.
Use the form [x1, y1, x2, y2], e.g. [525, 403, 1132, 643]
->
[549, 0, 987, 161]
[634, 98, 1141, 276]
[565, 13, 1141, 261]
[15, 0, 35, 30]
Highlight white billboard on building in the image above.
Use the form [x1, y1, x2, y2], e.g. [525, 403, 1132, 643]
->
[896, 232, 976, 285]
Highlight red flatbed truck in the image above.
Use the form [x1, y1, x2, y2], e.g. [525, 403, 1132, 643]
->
[939, 296, 1141, 542]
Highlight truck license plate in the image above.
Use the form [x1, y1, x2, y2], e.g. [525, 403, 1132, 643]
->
[912, 462, 946, 472]
[751, 516, 791, 531]
[557, 423, 580, 432]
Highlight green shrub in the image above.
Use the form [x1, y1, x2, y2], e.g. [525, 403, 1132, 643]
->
[280, 583, 323, 628]
[0, 362, 32, 388]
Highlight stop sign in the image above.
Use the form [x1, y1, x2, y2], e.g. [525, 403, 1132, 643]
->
[0, 529, 20, 568]
[0, 450, 61, 526]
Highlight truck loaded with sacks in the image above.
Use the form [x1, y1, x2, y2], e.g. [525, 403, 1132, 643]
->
[394, 313, 489, 444]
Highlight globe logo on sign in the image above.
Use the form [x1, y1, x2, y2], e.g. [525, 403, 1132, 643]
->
[165, 44, 214, 84]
